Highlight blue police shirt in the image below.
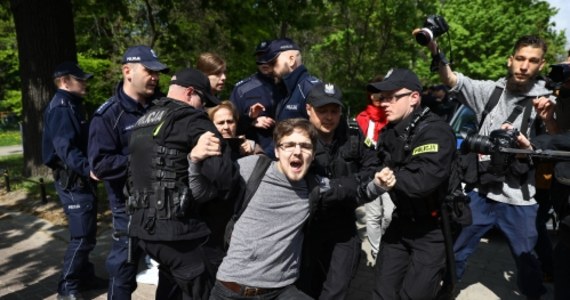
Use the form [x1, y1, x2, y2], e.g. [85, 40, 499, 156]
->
[42, 89, 90, 176]
[230, 72, 281, 155]
[275, 64, 320, 121]
[88, 81, 153, 204]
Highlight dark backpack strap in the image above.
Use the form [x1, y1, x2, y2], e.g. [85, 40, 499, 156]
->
[479, 86, 503, 129]
[519, 97, 534, 135]
[236, 155, 272, 218]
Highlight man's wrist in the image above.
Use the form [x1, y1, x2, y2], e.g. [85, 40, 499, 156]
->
[430, 50, 449, 72]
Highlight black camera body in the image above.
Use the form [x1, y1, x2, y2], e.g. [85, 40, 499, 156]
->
[545, 63, 570, 90]
[415, 15, 449, 46]
[462, 129, 519, 178]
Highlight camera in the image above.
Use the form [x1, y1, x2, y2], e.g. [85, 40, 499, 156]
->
[414, 15, 449, 46]
[545, 63, 570, 90]
[462, 129, 519, 177]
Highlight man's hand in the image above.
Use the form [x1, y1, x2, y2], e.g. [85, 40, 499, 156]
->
[253, 116, 275, 129]
[533, 96, 555, 122]
[374, 167, 396, 191]
[189, 131, 222, 163]
[238, 135, 255, 156]
[248, 103, 266, 119]
[500, 123, 532, 150]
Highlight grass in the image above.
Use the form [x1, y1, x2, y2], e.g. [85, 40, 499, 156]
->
[0, 130, 22, 147]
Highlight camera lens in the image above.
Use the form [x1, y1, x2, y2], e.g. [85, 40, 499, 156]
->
[463, 134, 493, 154]
[414, 29, 433, 46]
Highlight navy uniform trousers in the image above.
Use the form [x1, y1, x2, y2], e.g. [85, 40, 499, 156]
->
[55, 180, 98, 296]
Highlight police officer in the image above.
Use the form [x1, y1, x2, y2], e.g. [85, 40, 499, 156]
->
[298, 82, 380, 299]
[128, 67, 235, 299]
[88, 45, 168, 299]
[230, 40, 282, 156]
[42, 61, 105, 299]
[271, 38, 320, 121]
[365, 68, 456, 299]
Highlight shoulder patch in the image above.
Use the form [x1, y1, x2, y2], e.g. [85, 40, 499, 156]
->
[94, 97, 117, 115]
[412, 143, 439, 155]
[52, 97, 70, 108]
[237, 77, 263, 95]
[234, 77, 252, 87]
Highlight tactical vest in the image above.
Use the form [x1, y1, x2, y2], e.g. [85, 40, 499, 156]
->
[127, 98, 209, 241]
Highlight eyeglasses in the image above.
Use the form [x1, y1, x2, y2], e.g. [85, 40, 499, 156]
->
[373, 92, 414, 103]
[278, 142, 313, 154]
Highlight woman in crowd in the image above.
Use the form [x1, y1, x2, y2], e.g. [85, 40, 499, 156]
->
[197, 52, 227, 96]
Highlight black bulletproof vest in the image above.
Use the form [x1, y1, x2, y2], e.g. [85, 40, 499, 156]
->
[128, 99, 208, 241]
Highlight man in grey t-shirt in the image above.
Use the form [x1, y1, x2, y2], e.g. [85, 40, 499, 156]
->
[189, 118, 318, 299]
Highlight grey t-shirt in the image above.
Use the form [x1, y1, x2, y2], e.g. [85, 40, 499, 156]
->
[215, 155, 311, 288]
[453, 73, 553, 205]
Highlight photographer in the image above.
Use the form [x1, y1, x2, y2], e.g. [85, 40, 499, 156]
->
[420, 33, 555, 298]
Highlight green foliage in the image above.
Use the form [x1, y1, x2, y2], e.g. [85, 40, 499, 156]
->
[3, 0, 568, 120]
[0, 130, 22, 146]
[0, 2, 20, 117]
[414, 0, 567, 83]
[77, 55, 115, 114]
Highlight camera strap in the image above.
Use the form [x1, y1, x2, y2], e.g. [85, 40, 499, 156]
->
[504, 97, 534, 135]
[479, 86, 503, 129]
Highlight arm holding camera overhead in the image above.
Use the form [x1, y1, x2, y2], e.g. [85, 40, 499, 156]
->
[411, 16, 458, 88]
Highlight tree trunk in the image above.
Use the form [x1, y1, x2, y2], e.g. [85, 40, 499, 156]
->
[10, 0, 77, 177]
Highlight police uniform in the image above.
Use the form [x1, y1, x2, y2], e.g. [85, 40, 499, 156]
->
[128, 95, 235, 299]
[43, 85, 99, 297]
[363, 68, 456, 299]
[88, 82, 155, 299]
[374, 107, 455, 300]
[276, 65, 320, 121]
[301, 121, 380, 299]
[297, 83, 380, 299]
[230, 72, 280, 155]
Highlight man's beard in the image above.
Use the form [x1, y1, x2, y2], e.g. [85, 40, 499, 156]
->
[506, 73, 535, 94]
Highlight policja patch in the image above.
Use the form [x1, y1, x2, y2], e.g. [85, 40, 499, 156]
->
[412, 143, 438, 155]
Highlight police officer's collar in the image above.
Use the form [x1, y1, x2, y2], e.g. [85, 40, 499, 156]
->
[392, 106, 428, 136]
[56, 88, 84, 102]
[282, 65, 308, 94]
[116, 82, 152, 113]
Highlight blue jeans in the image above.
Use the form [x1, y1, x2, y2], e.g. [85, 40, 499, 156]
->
[209, 280, 312, 300]
[454, 191, 546, 298]
[106, 201, 142, 299]
[55, 180, 98, 295]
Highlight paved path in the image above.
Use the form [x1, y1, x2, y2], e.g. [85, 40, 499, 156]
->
[0, 145, 22, 156]
[0, 201, 555, 299]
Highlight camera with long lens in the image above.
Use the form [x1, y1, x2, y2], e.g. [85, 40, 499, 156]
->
[414, 15, 449, 46]
[545, 63, 570, 91]
[462, 129, 519, 178]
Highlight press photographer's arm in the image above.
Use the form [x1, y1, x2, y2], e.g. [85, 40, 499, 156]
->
[413, 30, 458, 88]
[417, 31, 558, 132]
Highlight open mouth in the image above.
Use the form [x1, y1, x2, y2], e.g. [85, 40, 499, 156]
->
[290, 160, 303, 171]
